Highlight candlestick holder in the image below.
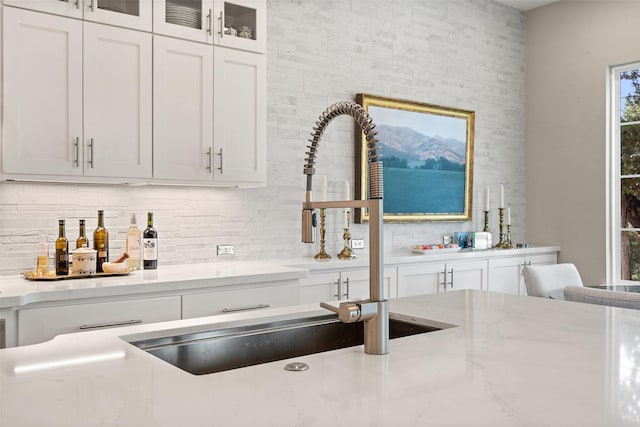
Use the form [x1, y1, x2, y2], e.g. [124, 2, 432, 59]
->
[314, 208, 331, 261]
[483, 210, 490, 232]
[338, 210, 356, 260]
[494, 208, 507, 248]
[504, 224, 513, 249]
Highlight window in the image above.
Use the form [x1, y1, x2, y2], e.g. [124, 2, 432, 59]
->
[610, 63, 640, 283]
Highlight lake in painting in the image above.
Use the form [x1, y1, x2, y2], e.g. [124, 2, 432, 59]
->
[383, 167, 465, 213]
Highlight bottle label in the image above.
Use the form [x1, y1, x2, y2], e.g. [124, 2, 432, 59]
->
[143, 238, 158, 260]
[127, 236, 141, 259]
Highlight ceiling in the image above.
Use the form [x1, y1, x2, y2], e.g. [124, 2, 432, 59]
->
[495, 0, 558, 11]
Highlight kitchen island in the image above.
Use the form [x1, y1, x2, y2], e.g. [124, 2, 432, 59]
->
[0, 290, 637, 426]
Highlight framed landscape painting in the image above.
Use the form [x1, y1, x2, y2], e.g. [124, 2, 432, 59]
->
[355, 94, 474, 222]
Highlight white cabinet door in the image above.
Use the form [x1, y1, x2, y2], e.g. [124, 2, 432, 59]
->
[299, 271, 340, 304]
[153, 0, 214, 44]
[397, 263, 444, 297]
[182, 284, 299, 318]
[2, 8, 83, 176]
[213, 47, 266, 185]
[3, 0, 84, 18]
[487, 252, 558, 295]
[343, 267, 397, 301]
[213, 0, 265, 53]
[153, 35, 214, 181]
[445, 260, 487, 292]
[487, 257, 523, 295]
[83, 22, 152, 179]
[18, 296, 181, 346]
[83, 0, 152, 32]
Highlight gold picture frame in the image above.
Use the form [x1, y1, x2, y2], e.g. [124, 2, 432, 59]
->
[355, 93, 474, 223]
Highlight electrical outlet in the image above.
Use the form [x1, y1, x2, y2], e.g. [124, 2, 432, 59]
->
[351, 239, 365, 249]
[217, 245, 235, 256]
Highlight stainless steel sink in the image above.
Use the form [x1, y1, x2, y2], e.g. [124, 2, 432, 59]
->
[128, 313, 441, 375]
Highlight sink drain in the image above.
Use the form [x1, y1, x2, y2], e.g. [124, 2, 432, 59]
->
[284, 362, 309, 372]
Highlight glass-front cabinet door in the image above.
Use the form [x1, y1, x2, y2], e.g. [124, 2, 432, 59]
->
[153, 0, 215, 44]
[213, 0, 265, 53]
[3, 0, 153, 31]
[2, 0, 84, 18]
[84, 0, 153, 32]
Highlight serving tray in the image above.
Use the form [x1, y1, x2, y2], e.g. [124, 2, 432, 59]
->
[21, 271, 131, 281]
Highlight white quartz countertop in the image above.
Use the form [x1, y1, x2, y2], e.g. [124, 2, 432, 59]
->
[0, 246, 559, 309]
[0, 261, 308, 308]
[0, 289, 637, 426]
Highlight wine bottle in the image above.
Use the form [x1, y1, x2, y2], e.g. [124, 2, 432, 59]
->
[93, 210, 109, 273]
[55, 219, 69, 275]
[126, 213, 142, 270]
[76, 219, 89, 249]
[143, 212, 158, 270]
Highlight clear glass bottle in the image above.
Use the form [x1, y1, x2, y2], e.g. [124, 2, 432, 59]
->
[143, 212, 157, 270]
[126, 213, 142, 270]
[76, 219, 89, 249]
[55, 219, 69, 275]
[93, 210, 109, 273]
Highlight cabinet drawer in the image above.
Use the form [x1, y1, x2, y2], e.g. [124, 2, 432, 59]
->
[18, 296, 181, 346]
[182, 284, 299, 319]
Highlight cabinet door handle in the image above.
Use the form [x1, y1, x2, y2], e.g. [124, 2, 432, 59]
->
[206, 147, 213, 172]
[73, 137, 80, 167]
[222, 304, 270, 313]
[334, 278, 341, 300]
[79, 319, 142, 330]
[449, 268, 454, 288]
[217, 148, 223, 174]
[217, 11, 224, 37]
[88, 138, 94, 168]
[206, 9, 213, 35]
[343, 277, 350, 299]
[89, 0, 95, 12]
[440, 270, 447, 290]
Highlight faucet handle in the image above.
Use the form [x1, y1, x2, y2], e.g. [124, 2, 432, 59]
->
[320, 301, 361, 323]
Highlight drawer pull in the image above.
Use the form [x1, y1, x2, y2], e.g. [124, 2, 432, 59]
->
[222, 304, 270, 313]
[79, 319, 142, 330]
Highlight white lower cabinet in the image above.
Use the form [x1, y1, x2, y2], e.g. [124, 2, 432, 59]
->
[299, 267, 397, 304]
[487, 253, 558, 295]
[17, 296, 181, 346]
[182, 283, 299, 318]
[397, 260, 488, 297]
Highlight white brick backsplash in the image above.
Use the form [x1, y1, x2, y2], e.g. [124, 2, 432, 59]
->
[0, 0, 525, 275]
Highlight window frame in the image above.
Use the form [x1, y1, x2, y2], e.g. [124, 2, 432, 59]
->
[608, 61, 640, 284]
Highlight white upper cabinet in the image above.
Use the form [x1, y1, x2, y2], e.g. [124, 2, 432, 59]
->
[83, 0, 153, 32]
[213, 47, 266, 184]
[83, 23, 153, 179]
[3, 0, 84, 18]
[213, 0, 265, 53]
[153, 35, 214, 181]
[2, 7, 83, 176]
[3, 0, 153, 31]
[153, 0, 214, 44]
[1, 0, 266, 187]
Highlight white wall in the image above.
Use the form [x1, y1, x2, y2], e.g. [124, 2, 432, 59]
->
[525, 1, 640, 285]
[0, 0, 526, 275]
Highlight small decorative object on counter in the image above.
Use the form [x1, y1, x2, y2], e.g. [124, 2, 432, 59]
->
[126, 212, 142, 270]
[93, 210, 109, 272]
[36, 234, 49, 277]
[76, 219, 89, 249]
[70, 245, 97, 276]
[143, 212, 158, 269]
[471, 232, 492, 249]
[55, 219, 69, 276]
